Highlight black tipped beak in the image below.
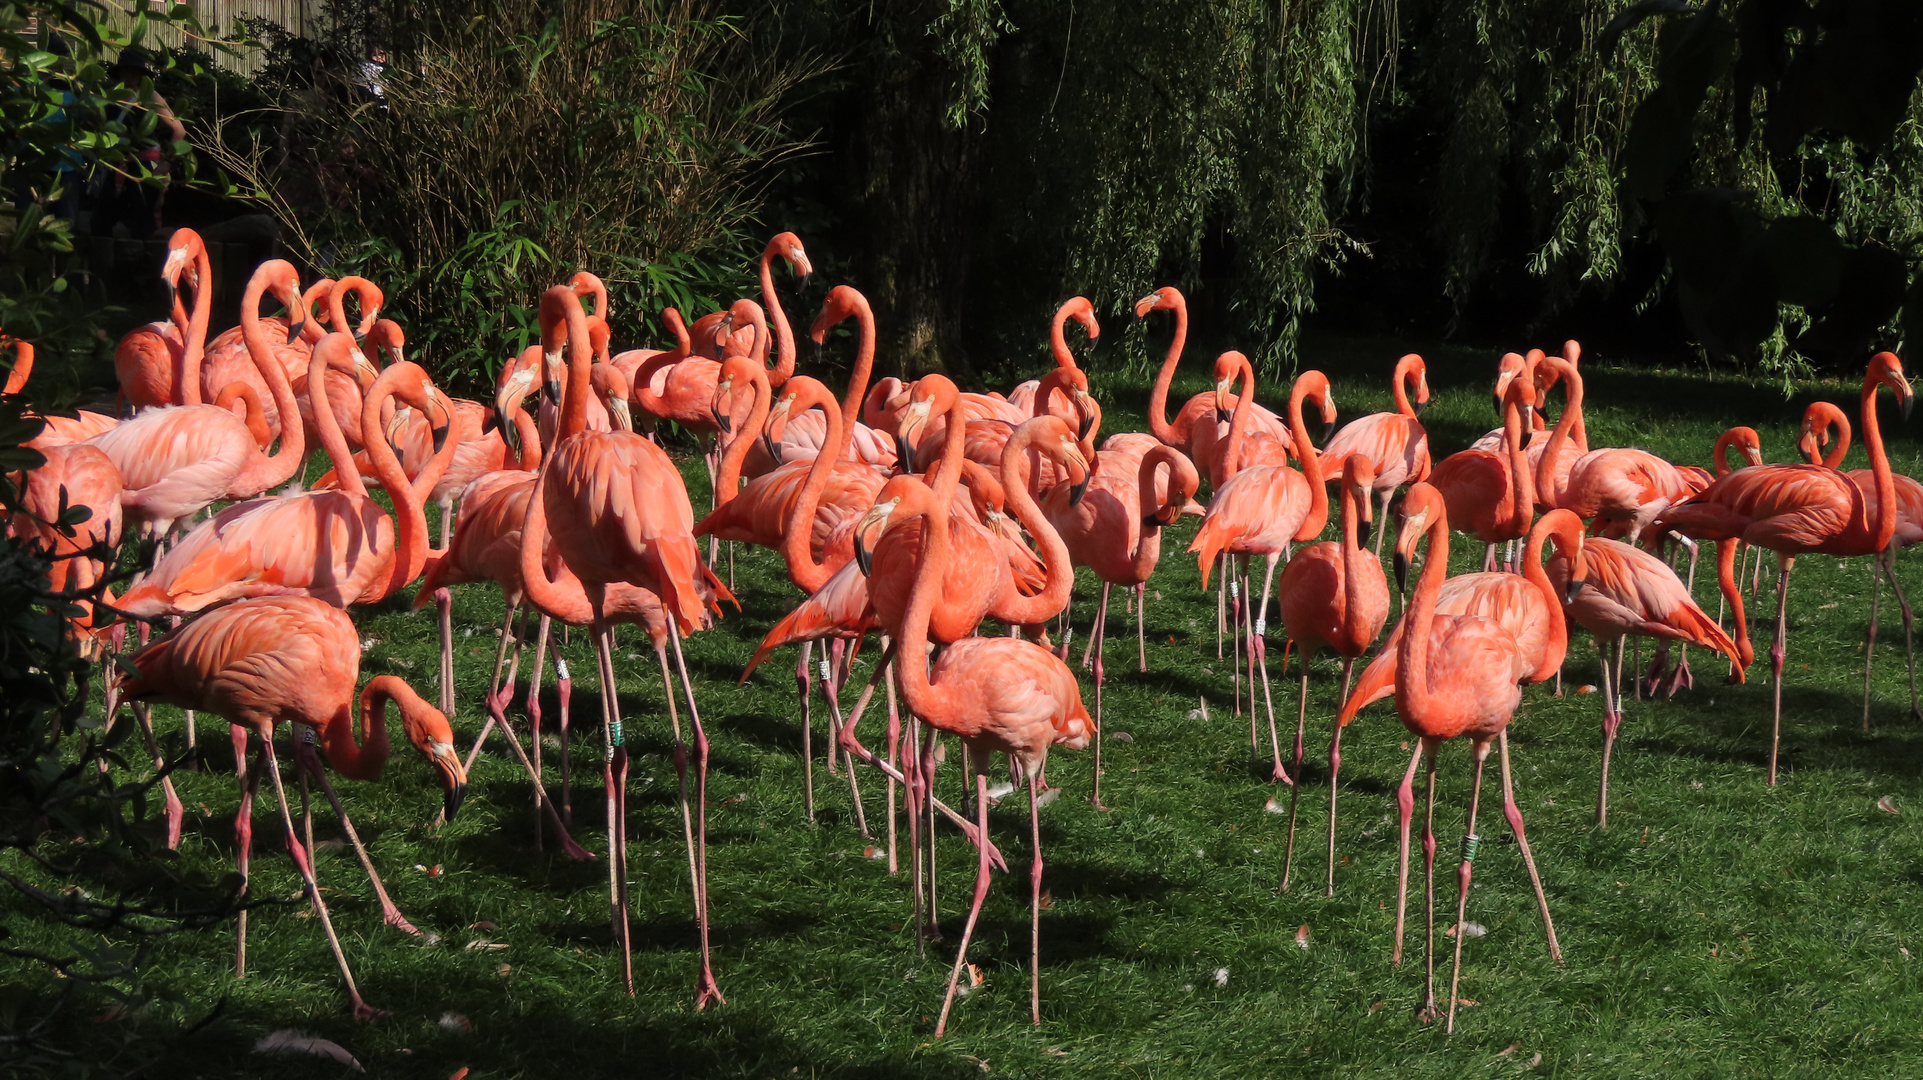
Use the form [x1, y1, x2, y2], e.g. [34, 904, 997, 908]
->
[1069, 476, 1090, 506]
[498, 406, 519, 451]
[896, 434, 915, 474]
[431, 421, 450, 454]
[1078, 409, 1094, 441]
[1492, 393, 1503, 417]
[353, 326, 367, 342]
[1357, 517, 1372, 548]
[1521, 404, 1535, 429]
[1903, 393, 1915, 422]
[286, 320, 305, 345]
[713, 407, 732, 436]
[762, 432, 782, 465]
[1322, 418, 1336, 444]
[855, 533, 873, 576]
[444, 780, 466, 821]
[1215, 406, 1231, 425]
[544, 379, 562, 407]
[1393, 551, 1408, 593]
[1563, 577, 1585, 605]
[1415, 399, 1429, 417]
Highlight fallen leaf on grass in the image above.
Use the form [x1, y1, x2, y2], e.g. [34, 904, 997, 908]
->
[496, 964, 512, 976]
[1213, 967, 1229, 986]
[1111, 731, 1134, 743]
[1525, 1052, 1542, 1067]
[958, 1055, 991, 1073]
[438, 1013, 473, 1033]
[1295, 925, 1311, 949]
[967, 963, 983, 987]
[1038, 889, 1053, 910]
[1496, 1042, 1520, 1056]
[1576, 685, 1597, 695]
[1877, 796, 1899, 815]
[254, 1030, 363, 1072]
[1368, 1001, 1385, 1014]
[1265, 798, 1285, 814]
[1041, 1047, 1068, 1057]
[1036, 786, 1061, 808]
[450, 1070, 471, 1080]
[863, 846, 884, 860]
[414, 864, 443, 877]
[464, 940, 508, 951]
[468, 921, 497, 930]
[1442, 922, 1487, 939]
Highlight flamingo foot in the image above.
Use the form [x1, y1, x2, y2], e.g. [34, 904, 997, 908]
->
[350, 997, 391, 1022]
[695, 966, 727, 1011]
[381, 905, 421, 936]
[163, 784, 184, 851]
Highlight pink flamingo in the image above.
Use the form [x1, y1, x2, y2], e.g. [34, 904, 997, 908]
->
[1534, 356, 1690, 543]
[1431, 369, 1536, 572]
[1658, 352, 1913, 783]
[1388, 483, 1567, 1031]
[1321, 353, 1432, 553]
[113, 229, 209, 410]
[1138, 286, 1287, 466]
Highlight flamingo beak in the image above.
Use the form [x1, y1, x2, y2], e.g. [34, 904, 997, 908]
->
[1415, 398, 1429, 417]
[1902, 388, 1915, 422]
[713, 404, 732, 436]
[1322, 417, 1336, 443]
[499, 404, 520, 452]
[896, 432, 916, 474]
[286, 320, 305, 345]
[1492, 392, 1503, 417]
[1215, 406, 1232, 426]
[1747, 446, 1764, 467]
[433, 744, 467, 821]
[609, 398, 633, 434]
[762, 431, 782, 465]
[1076, 395, 1095, 440]
[1393, 551, 1408, 594]
[162, 279, 176, 310]
[1356, 516, 1372, 548]
[431, 418, 450, 454]
[1563, 577, 1585, 605]
[1520, 404, 1535, 429]
[1069, 474, 1090, 507]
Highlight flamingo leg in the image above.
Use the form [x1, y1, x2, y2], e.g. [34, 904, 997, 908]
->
[1445, 739, 1490, 1035]
[260, 731, 385, 1020]
[1769, 558, 1794, 785]
[1597, 637, 1621, 828]
[483, 682, 593, 859]
[667, 618, 725, 1010]
[591, 617, 633, 995]
[1884, 546, 1922, 721]
[1282, 657, 1309, 891]
[825, 638, 849, 777]
[232, 727, 256, 977]
[1232, 559, 1245, 720]
[1376, 489, 1392, 556]
[545, 621, 573, 827]
[1391, 740, 1422, 966]
[1325, 655, 1354, 899]
[129, 702, 183, 850]
[435, 587, 455, 717]
[887, 655, 902, 873]
[1497, 729, 1562, 963]
[1137, 582, 1149, 673]
[1864, 555, 1883, 732]
[525, 609, 546, 852]
[1080, 583, 1102, 670]
[797, 640, 816, 823]
[462, 599, 525, 771]
[1254, 554, 1287, 782]
[1028, 759, 1045, 1026]
[820, 640, 869, 837]
[1217, 553, 1227, 660]
[1091, 583, 1110, 809]
[935, 770, 993, 1039]
[1416, 738, 1440, 1023]
[293, 732, 424, 933]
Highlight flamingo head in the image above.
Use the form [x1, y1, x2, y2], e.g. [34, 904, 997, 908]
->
[1133, 285, 1181, 319]
[569, 271, 607, 319]
[332, 277, 385, 340]
[852, 475, 936, 577]
[1398, 353, 1431, 416]
[809, 285, 866, 346]
[591, 362, 634, 433]
[1870, 351, 1914, 421]
[1493, 351, 1526, 417]
[1346, 456, 1378, 547]
[158, 229, 204, 310]
[894, 374, 958, 473]
[1211, 352, 1249, 425]
[1021, 415, 1091, 507]
[495, 348, 539, 447]
[402, 696, 467, 822]
[769, 231, 812, 280]
[1059, 296, 1099, 357]
[362, 319, 402, 381]
[1392, 483, 1447, 594]
[373, 361, 452, 454]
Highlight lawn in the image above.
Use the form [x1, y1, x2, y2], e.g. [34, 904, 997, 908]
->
[23, 335, 1923, 1079]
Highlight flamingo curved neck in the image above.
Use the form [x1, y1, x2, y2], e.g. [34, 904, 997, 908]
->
[323, 686, 392, 781]
[1502, 391, 1534, 530]
[1397, 508, 1452, 714]
[1339, 481, 1367, 646]
[1131, 448, 1181, 579]
[897, 468, 958, 725]
[835, 298, 878, 463]
[179, 244, 212, 406]
[1218, 360, 1259, 488]
[235, 272, 305, 488]
[762, 254, 798, 388]
[1286, 379, 1329, 540]
[308, 337, 368, 498]
[782, 389, 842, 594]
[1520, 519, 1570, 682]
[360, 374, 451, 600]
[1391, 361, 1416, 419]
[711, 368, 773, 509]
[1855, 373, 1897, 551]
[995, 431, 1075, 624]
[1145, 295, 1188, 447]
[1536, 361, 1582, 507]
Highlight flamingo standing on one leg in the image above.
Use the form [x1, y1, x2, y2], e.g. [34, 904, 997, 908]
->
[116, 596, 466, 1020]
[1545, 535, 1747, 826]
[1275, 457, 1388, 894]
[1322, 354, 1433, 554]
[1659, 352, 1913, 784]
[1387, 483, 1569, 1032]
[532, 284, 720, 1003]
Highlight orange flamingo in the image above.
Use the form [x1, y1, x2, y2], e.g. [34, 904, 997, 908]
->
[1545, 535, 1745, 826]
[1431, 368, 1537, 572]
[1137, 286, 1287, 466]
[1658, 352, 1913, 784]
[206, 275, 363, 389]
[1005, 296, 1099, 418]
[1274, 457, 1388, 894]
[1321, 354, 1432, 553]
[1795, 401, 1923, 724]
[114, 229, 209, 409]
[533, 284, 718, 1003]
[89, 260, 308, 538]
[116, 596, 465, 1020]
[1387, 483, 1567, 1031]
[1534, 356, 1689, 543]
[887, 407, 1092, 1038]
[1188, 364, 1332, 779]
[117, 337, 456, 618]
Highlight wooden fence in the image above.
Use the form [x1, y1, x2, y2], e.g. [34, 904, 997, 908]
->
[102, 1, 321, 78]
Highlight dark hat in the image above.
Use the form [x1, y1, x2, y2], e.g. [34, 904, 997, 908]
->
[112, 47, 154, 76]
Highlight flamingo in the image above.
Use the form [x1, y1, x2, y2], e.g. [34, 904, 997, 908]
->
[1387, 483, 1567, 1031]
[1188, 363, 1332, 780]
[1044, 442, 1197, 802]
[1544, 535, 1746, 826]
[1658, 352, 1913, 784]
[116, 596, 465, 1021]
[1321, 354, 1433, 553]
[532, 284, 719, 1003]
[113, 228, 209, 409]
[1137, 286, 1287, 467]
[1431, 368, 1537, 572]
[632, 297, 767, 506]
[206, 275, 363, 388]
[89, 260, 309, 539]
[884, 406, 1092, 1038]
[1534, 355, 1690, 543]
[1005, 296, 1099, 418]
[116, 337, 456, 618]
[1274, 457, 1388, 894]
[1795, 401, 1923, 725]
[677, 232, 812, 386]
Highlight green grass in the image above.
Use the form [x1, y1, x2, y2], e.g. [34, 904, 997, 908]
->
[18, 335, 1923, 1078]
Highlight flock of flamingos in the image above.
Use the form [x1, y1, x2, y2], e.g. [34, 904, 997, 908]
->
[6, 228, 1919, 1036]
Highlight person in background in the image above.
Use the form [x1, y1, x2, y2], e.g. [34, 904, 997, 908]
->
[358, 46, 388, 105]
[9, 31, 84, 223]
[90, 47, 185, 240]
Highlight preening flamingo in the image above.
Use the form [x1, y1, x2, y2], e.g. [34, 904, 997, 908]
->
[1388, 483, 1568, 1031]
[1274, 457, 1388, 894]
[117, 338, 457, 618]
[88, 260, 309, 538]
[1188, 365, 1332, 779]
[886, 404, 1092, 1038]
[533, 284, 719, 1003]
[1321, 354, 1432, 554]
[1545, 535, 1746, 826]
[116, 596, 465, 1021]
[1658, 352, 1913, 784]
